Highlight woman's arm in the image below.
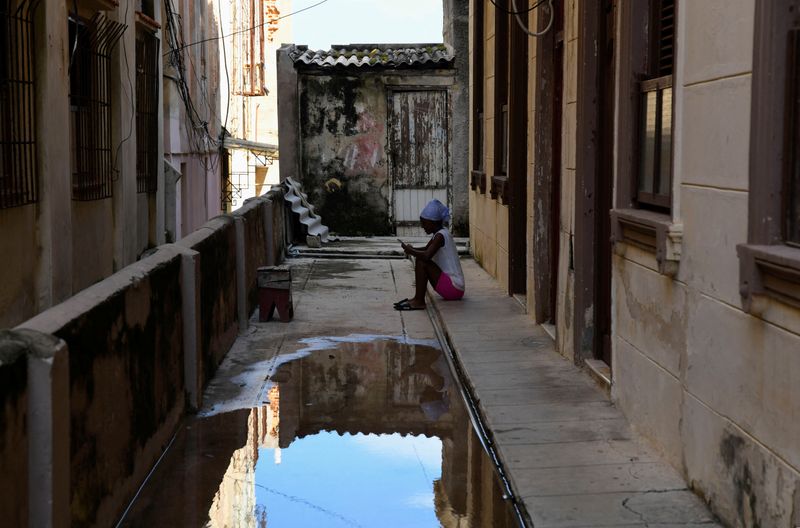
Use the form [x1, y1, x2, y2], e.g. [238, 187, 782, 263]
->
[402, 234, 444, 261]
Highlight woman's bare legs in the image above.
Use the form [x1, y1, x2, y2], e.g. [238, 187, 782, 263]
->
[408, 258, 442, 308]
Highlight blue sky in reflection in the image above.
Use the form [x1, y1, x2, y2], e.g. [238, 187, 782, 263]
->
[255, 431, 443, 527]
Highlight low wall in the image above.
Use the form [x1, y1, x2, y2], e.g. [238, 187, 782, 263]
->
[21, 247, 186, 528]
[0, 335, 29, 527]
[3, 190, 288, 527]
[178, 216, 238, 386]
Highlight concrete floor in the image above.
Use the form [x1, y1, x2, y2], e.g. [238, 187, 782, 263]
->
[160, 253, 721, 527]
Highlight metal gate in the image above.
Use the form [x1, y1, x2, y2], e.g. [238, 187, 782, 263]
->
[388, 89, 450, 236]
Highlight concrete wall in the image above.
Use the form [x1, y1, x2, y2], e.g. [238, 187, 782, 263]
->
[470, 0, 800, 525]
[0, 0, 190, 328]
[610, 2, 800, 525]
[281, 52, 461, 236]
[299, 73, 393, 235]
[3, 190, 287, 527]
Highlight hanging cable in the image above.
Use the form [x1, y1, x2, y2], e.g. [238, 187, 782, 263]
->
[164, 0, 329, 57]
[510, 0, 554, 37]
[489, 0, 548, 15]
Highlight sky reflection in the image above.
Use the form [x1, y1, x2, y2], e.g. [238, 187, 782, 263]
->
[255, 432, 443, 527]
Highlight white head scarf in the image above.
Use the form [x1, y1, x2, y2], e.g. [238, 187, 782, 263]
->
[420, 199, 450, 226]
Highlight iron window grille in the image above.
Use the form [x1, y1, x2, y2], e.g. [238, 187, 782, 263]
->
[135, 31, 159, 194]
[69, 13, 126, 201]
[0, 0, 40, 209]
[637, 0, 675, 211]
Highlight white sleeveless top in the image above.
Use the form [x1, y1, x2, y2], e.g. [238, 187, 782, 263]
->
[432, 228, 465, 291]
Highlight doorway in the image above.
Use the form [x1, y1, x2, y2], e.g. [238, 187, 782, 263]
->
[533, 1, 564, 324]
[387, 89, 450, 237]
[507, 10, 529, 296]
[575, 0, 616, 366]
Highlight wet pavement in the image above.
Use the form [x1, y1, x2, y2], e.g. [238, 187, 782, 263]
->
[120, 259, 521, 527]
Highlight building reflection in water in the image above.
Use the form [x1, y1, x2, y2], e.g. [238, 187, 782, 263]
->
[122, 336, 518, 527]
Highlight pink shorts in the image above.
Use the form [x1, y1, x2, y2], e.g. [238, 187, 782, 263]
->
[434, 273, 464, 300]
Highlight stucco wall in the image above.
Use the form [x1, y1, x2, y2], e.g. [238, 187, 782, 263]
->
[299, 73, 392, 235]
[469, 2, 510, 292]
[0, 206, 39, 328]
[610, 1, 800, 526]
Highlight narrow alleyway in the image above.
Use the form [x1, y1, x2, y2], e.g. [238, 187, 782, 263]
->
[117, 244, 721, 527]
[118, 255, 519, 526]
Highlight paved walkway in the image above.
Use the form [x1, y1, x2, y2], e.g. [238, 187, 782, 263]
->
[428, 259, 721, 527]
[133, 251, 721, 526]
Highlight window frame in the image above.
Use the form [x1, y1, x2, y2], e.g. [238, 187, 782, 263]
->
[610, 0, 683, 276]
[69, 13, 125, 201]
[490, 0, 509, 203]
[738, 0, 800, 312]
[635, 0, 675, 212]
[135, 29, 159, 194]
[470, 0, 486, 194]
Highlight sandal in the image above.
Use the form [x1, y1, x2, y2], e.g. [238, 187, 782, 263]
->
[394, 300, 425, 311]
[393, 298, 409, 307]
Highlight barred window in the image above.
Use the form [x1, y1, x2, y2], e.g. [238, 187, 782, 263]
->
[69, 13, 125, 201]
[637, 0, 675, 211]
[135, 31, 159, 194]
[0, 0, 40, 209]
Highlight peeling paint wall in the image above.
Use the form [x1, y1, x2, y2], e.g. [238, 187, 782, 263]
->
[291, 65, 459, 236]
[299, 73, 392, 235]
[470, 0, 800, 525]
[609, 2, 800, 527]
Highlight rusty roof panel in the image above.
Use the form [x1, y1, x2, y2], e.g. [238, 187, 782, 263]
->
[288, 44, 455, 69]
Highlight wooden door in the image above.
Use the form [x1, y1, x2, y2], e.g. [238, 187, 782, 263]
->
[596, 0, 617, 365]
[508, 10, 529, 295]
[388, 89, 450, 237]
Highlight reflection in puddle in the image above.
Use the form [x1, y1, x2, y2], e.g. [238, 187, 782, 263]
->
[122, 337, 519, 527]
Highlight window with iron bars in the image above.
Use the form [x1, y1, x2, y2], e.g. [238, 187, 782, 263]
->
[136, 31, 159, 194]
[637, 0, 675, 211]
[233, 0, 268, 96]
[69, 13, 125, 201]
[0, 0, 40, 209]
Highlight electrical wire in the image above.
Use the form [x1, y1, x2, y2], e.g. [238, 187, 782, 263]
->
[163, 0, 330, 57]
[218, 0, 230, 136]
[488, 0, 547, 15]
[511, 0, 555, 37]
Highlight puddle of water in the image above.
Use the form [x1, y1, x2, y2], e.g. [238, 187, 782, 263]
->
[121, 337, 520, 527]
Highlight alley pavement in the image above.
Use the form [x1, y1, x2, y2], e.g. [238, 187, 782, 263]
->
[197, 252, 721, 527]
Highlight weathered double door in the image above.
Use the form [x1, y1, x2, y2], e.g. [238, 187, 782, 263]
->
[388, 89, 450, 237]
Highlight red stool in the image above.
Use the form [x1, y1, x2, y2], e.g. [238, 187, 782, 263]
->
[258, 266, 293, 322]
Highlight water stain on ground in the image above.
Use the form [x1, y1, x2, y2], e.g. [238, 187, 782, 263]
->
[120, 336, 520, 527]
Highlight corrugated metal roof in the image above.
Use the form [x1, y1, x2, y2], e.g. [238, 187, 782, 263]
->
[288, 44, 455, 69]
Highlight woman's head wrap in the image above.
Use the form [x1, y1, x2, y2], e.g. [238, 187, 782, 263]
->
[420, 199, 450, 225]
